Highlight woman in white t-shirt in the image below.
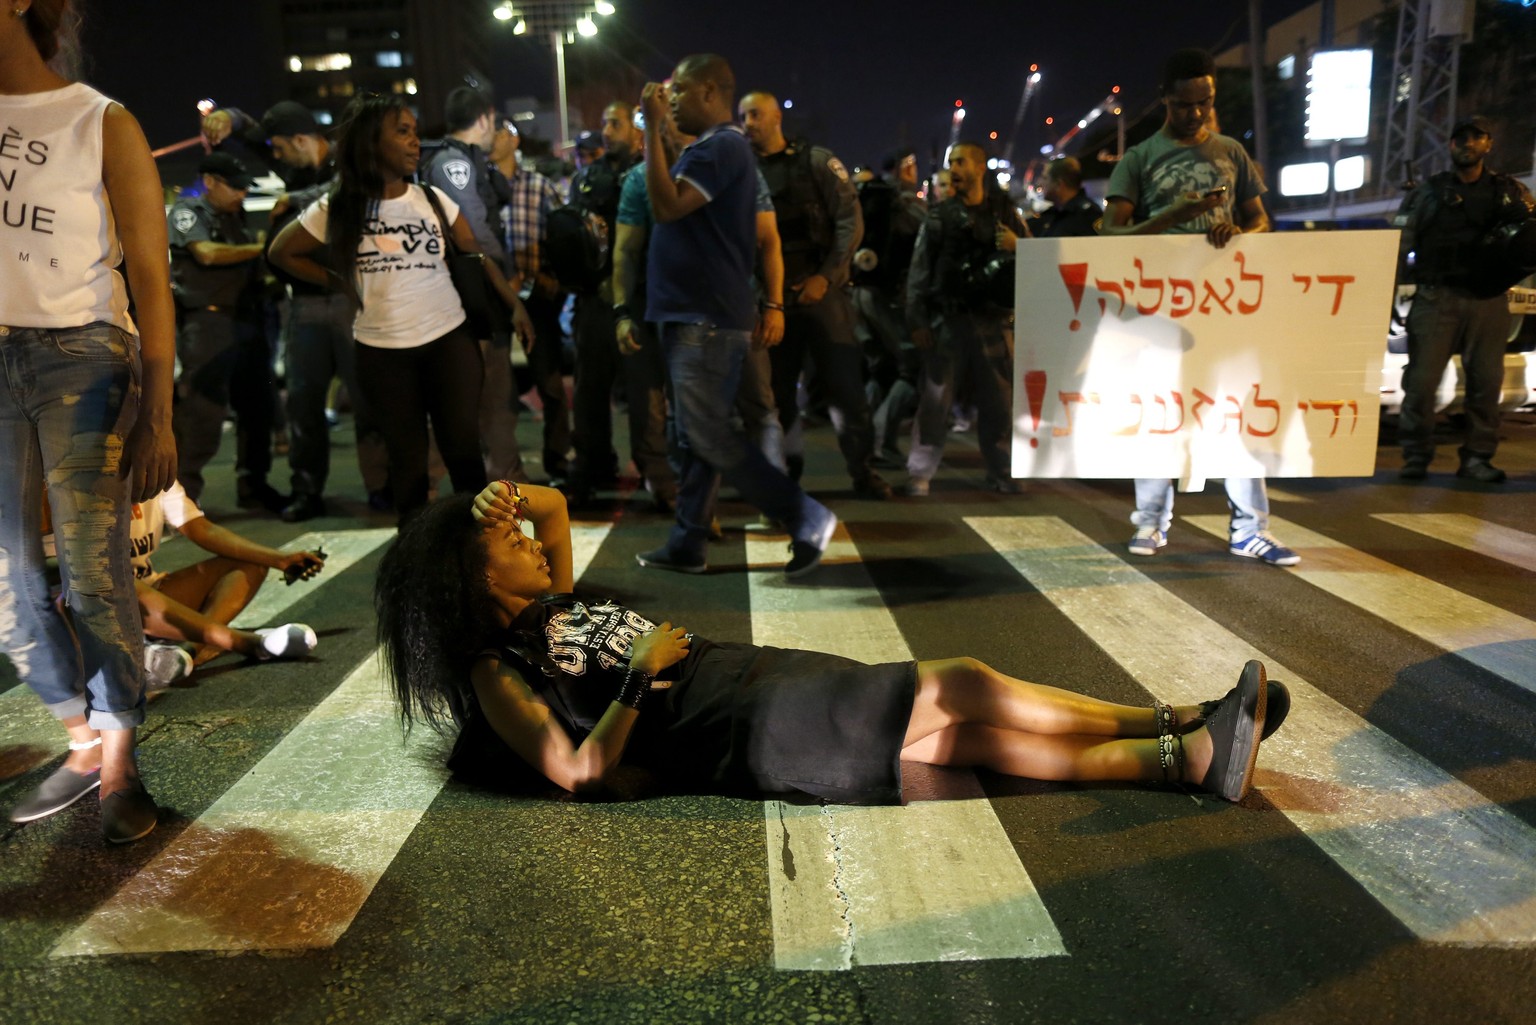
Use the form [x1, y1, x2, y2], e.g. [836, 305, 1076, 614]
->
[270, 93, 530, 523]
[1, 0, 177, 844]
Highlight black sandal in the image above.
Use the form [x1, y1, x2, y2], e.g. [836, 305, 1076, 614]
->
[1199, 660, 1269, 802]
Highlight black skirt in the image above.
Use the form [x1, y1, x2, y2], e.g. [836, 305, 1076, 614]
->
[450, 637, 919, 805]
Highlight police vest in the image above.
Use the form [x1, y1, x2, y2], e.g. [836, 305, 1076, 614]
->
[759, 142, 832, 266]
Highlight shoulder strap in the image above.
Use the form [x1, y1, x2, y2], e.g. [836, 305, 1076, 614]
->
[418, 184, 460, 258]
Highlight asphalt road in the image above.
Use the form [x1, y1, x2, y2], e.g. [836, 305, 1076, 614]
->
[3, 403, 1534, 1025]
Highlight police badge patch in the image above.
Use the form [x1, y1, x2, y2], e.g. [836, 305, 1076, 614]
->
[826, 156, 850, 183]
[171, 207, 198, 235]
[444, 159, 473, 191]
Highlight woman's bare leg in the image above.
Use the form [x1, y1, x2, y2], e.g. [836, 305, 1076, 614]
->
[904, 658, 1204, 748]
[902, 722, 1216, 784]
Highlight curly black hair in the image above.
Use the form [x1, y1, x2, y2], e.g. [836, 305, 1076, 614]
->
[374, 493, 501, 734]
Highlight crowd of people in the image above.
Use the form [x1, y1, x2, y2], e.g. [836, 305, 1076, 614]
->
[3, 0, 1530, 841]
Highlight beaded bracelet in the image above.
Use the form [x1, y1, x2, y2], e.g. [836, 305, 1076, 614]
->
[497, 479, 531, 515]
[614, 667, 652, 709]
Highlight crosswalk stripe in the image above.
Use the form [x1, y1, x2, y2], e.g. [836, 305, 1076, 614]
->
[1370, 513, 1536, 575]
[50, 524, 611, 956]
[747, 527, 1066, 970]
[1184, 514, 1536, 697]
[968, 514, 1536, 946]
[0, 528, 396, 786]
[1260, 486, 1313, 504]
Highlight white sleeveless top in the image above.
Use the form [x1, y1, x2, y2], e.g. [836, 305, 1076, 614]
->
[0, 82, 133, 332]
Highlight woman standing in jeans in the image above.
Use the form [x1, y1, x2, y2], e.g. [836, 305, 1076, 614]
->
[1, 0, 178, 842]
[269, 93, 531, 523]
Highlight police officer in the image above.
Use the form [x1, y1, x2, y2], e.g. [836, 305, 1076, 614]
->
[167, 152, 282, 511]
[1394, 115, 1535, 483]
[1025, 156, 1102, 238]
[739, 91, 890, 499]
[564, 101, 662, 507]
[903, 141, 1029, 496]
[854, 148, 926, 468]
[261, 100, 390, 520]
[422, 86, 529, 486]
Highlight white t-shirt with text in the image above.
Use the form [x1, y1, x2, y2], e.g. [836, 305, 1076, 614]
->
[298, 185, 467, 348]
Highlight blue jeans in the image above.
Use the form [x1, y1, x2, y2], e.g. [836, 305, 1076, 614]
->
[1131, 477, 1269, 542]
[662, 322, 830, 560]
[0, 322, 146, 729]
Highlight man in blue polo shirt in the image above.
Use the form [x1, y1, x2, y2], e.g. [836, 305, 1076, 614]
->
[636, 53, 837, 578]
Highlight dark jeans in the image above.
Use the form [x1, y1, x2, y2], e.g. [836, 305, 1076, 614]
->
[172, 308, 275, 502]
[282, 293, 389, 497]
[571, 293, 675, 499]
[770, 287, 876, 481]
[853, 285, 919, 456]
[907, 311, 1013, 481]
[354, 325, 486, 523]
[662, 322, 830, 560]
[1400, 285, 1511, 463]
[524, 291, 571, 477]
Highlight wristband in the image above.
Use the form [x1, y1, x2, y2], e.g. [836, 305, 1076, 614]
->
[761, 301, 784, 311]
[614, 667, 652, 709]
[612, 303, 632, 321]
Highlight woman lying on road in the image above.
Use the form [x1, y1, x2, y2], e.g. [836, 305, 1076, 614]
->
[375, 483, 1290, 804]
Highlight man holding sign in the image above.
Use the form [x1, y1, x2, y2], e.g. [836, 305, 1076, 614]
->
[1099, 48, 1299, 567]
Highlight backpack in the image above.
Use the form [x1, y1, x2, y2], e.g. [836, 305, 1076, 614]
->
[545, 204, 609, 292]
[853, 178, 917, 290]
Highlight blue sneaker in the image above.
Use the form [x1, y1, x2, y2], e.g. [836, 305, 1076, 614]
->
[1229, 532, 1300, 566]
[1128, 527, 1166, 556]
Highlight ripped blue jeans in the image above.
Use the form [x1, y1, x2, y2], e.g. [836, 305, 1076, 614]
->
[0, 322, 146, 729]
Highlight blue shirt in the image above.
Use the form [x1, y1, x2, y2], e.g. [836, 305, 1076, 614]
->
[646, 123, 759, 331]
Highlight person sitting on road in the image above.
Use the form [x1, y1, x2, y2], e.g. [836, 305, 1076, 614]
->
[374, 481, 1291, 805]
[124, 481, 325, 688]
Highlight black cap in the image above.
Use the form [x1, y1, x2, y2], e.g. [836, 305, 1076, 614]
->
[261, 101, 320, 138]
[1451, 114, 1493, 139]
[199, 151, 254, 189]
[574, 130, 603, 153]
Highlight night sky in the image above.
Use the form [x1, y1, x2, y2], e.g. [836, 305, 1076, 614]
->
[82, 0, 1316, 171]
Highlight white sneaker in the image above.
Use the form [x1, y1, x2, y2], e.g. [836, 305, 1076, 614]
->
[255, 624, 318, 660]
[143, 642, 193, 692]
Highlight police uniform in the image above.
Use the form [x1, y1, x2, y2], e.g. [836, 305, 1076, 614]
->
[1394, 164, 1534, 478]
[423, 136, 526, 483]
[1025, 190, 1102, 238]
[904, 190, 1029, 489]
[167, 193, 274, 505]
[272, 175, 390, 518]
[758, 140, 885, 493]
[564, 148, 655, 503]
[852, 175, 926, 465]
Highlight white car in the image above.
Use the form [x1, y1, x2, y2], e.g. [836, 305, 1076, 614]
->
[1379, 280, 1536, 415]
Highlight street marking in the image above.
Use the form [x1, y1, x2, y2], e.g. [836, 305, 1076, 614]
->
[1184, 514, 1536, 697]
[1261, 486, 1313, 504]
[747, 527, 1065, 970]
[0, 528, 396, 785]
[1370, 513, 1536, 575]
[970, 514, 1536, 946]
[50, 525, 610, 956]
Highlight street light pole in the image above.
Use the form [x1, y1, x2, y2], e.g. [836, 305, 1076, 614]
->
[494, 2, 614, 156]
[552, 29, 569, 152]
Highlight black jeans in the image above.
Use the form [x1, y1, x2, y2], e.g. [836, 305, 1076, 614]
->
[769, 287, 877, 482]
[354, 324, 486, 523]
[171, 308, 275, 502]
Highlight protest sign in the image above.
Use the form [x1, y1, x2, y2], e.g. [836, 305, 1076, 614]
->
[1012, 231, 1399, 483]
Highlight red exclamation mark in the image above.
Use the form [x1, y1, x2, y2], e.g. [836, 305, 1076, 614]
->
[1058, 262, 1088, 331]
[1024, 370, 1046, 448]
